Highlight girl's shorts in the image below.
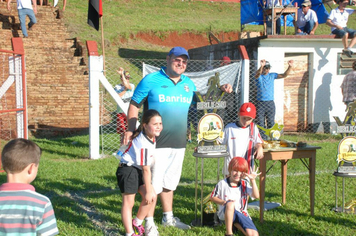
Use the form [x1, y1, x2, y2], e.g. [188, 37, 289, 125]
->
[116, 164, 143, 194]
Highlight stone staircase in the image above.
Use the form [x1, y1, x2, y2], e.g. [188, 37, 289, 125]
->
[0, 2, 89, 137]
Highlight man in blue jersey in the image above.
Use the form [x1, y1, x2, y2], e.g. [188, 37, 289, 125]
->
[254, 59, 293, 140]
[124, 47, 232, 230]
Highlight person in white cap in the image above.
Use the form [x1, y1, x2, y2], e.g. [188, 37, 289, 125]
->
[124, 47, 233, 231]
[293, 0, 319, 35]
[326, 0, 356, 57]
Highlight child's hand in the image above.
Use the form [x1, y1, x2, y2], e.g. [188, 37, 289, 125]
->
[245, 166, 261, 181]
[144, 191, 156, 205]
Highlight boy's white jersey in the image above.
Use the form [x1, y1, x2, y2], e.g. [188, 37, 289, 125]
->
[219, 122, 263, 175]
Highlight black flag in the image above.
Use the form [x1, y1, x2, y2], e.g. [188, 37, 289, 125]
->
[87, 0, 102, 31]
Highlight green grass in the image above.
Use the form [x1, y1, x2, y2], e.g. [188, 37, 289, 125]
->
[18, 1, 356, 235]
[1, 133, 355, 235]
[62, 0, 356, 57]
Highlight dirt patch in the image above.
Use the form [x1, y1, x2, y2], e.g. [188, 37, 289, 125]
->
[122, 31, 241, 50]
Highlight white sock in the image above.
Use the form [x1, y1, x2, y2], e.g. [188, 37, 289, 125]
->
[133, 217, 143, 226]
[163, 211, 173, 220]
[125, 233, 133, 236]
[145, 217, 154, 227]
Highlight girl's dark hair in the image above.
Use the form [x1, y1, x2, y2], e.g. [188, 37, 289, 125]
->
[132, 109, 161, 139]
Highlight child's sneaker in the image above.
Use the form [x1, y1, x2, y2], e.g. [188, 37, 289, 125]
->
[162, 216, 191, 230]
[145, 223, 159, 236]
[132, 219, 145, 236]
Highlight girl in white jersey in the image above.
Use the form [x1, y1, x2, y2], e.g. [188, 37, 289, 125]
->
[116, 109, 163, 236]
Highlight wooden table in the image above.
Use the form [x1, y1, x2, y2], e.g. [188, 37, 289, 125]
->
[263, 7, 298, 35]
[259, 145, 321, 222]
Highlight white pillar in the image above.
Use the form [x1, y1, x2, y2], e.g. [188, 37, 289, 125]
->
[241, 58, 250, 104]
[88, 55, 102, 159]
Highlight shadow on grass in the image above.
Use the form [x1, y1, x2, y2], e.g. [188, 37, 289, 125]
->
[118, 48, 167, 59]
[33, 136, 90, 159]
[255, 206, 356, 235]
[2, 170, 353, 235]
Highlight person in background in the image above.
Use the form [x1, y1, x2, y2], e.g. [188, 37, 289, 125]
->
[115, 67, 135, 144]
[254, 59, 293, 140]
[116, 109, 163, 236]
[293, 0, 319, 35]
[7, 0, 37, 38]
[221, 56, 231, 66]
[124, 46, 232, 230]
[0, 139, 59, 235]
[326, 0, 356, 58]
[341, 61, 356, 124]
[341, 61, 356, 106]
[210, 157, 260, 236]
[218, 102, 264, 176]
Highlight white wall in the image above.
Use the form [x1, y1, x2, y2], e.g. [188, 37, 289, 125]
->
[257, 38, 347, 130]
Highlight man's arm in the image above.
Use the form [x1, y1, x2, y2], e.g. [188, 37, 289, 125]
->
[277, 60, 294, 79]
[255, 59, 266, 79]
[326, 18, 342, 30]
[123, 104, 139, 145]
[310, 21, 319, 35]
[31, 0, 37, 14]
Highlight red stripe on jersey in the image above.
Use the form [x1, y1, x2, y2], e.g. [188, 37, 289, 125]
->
[246, 123, 254, 173]
[0, 222, 36, 229]
[0, 196, 47, 204]
[140, 149, 144, 166]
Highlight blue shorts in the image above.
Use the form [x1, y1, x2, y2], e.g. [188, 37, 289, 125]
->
[332, 27, 356, 38]
[232, 210, 257, 232]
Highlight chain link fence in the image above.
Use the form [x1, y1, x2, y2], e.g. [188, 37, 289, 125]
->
[99, 57, 339, 156]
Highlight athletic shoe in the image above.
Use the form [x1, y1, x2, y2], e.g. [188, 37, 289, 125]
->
[132, 219, 145, 236]
[162, 216, 191, 230]
[145, 224, 159, 236]
[343, 49, 353, 58]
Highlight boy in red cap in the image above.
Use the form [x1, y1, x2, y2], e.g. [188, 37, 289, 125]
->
[218, 102, 264, 176]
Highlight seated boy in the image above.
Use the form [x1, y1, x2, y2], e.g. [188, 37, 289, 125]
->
[218, 102, 264, 176]
[0, 138, 59, 235]
[210, 157, 260, 236]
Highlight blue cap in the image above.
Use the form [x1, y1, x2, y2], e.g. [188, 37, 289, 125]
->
[168, 47, 190, 59]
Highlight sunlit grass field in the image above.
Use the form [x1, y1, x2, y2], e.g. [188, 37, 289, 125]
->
[1, 132, 354, 235]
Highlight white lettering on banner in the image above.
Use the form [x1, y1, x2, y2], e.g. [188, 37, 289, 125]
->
[158, 94, 192, 103]
[337, 125, 356, 133]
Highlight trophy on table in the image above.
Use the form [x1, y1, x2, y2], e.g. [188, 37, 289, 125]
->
[195, 72, 227, 153]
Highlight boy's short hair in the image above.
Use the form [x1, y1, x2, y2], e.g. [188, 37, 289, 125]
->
[1, 138, 41, 173]
[228, 157, 249, 174]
